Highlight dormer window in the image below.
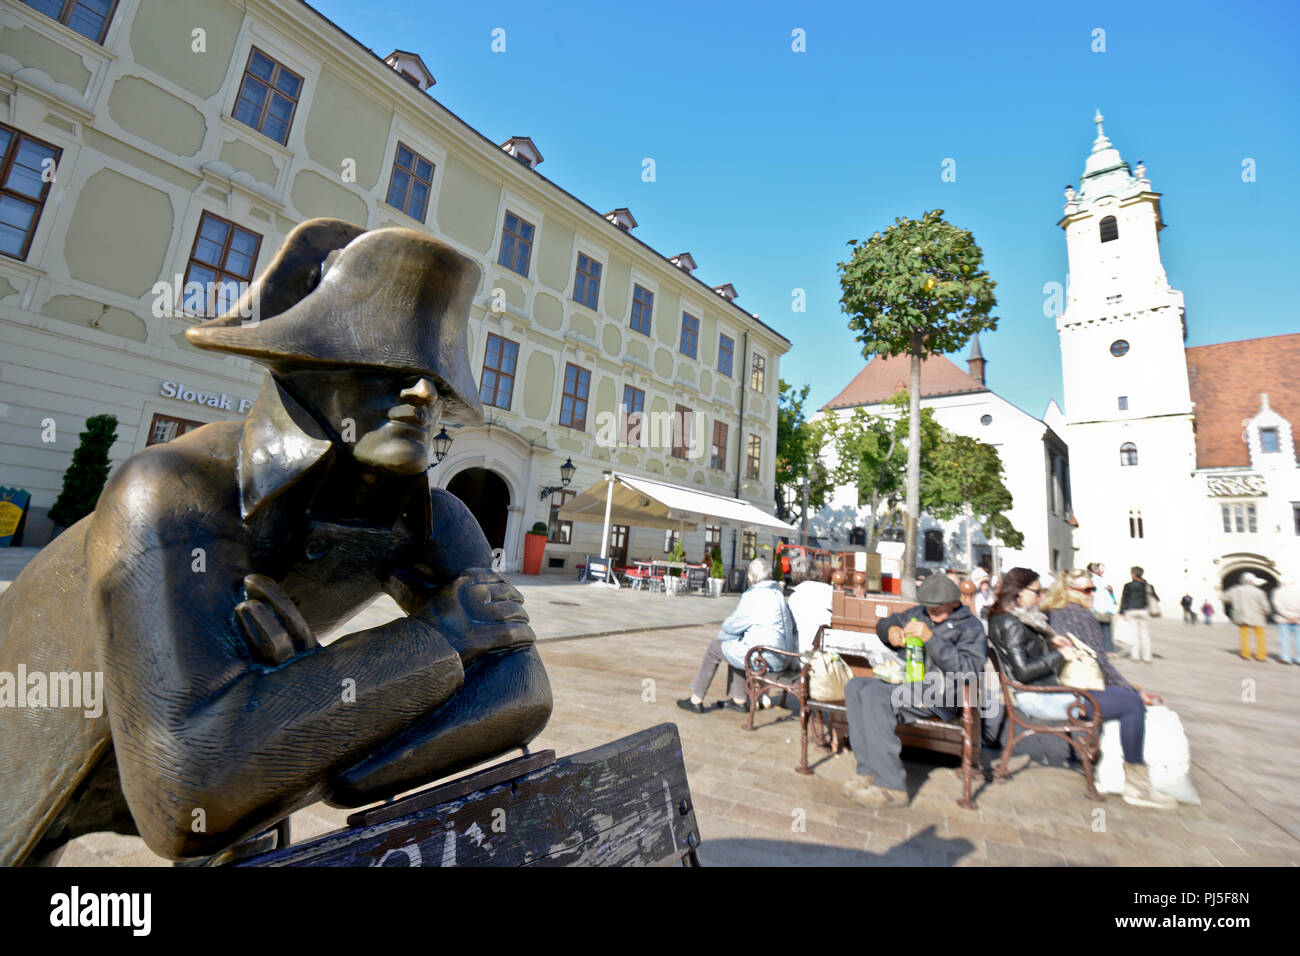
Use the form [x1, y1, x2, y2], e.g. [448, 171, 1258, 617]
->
[1099, 216, 1119, 242]
[383, 50, 435, 91]
[1260, 427, 1280, 454]
[604, 208, 637, 231]
[499, 136, 543, 170]
[1244, 394, 1294, 468]
[712, 283, 738, 301]
[669, 252, 697, 273]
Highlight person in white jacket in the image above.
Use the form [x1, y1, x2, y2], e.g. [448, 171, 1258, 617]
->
[1271, 580, 1300, 665]
[678, 558, 796, 713]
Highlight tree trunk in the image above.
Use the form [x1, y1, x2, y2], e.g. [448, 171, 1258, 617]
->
[902, 335, 922, 601]
[964, 499, 974, 573]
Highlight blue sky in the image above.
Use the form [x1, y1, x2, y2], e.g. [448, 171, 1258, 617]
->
[310, 0, 1299, 419]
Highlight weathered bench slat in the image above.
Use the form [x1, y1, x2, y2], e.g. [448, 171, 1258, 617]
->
[238, 723, 700, 867]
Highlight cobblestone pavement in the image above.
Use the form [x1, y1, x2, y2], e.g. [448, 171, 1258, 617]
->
[52, 607, 1299, 866]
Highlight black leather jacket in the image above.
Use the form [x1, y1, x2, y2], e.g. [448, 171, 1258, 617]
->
[988, 612, 1065, 686]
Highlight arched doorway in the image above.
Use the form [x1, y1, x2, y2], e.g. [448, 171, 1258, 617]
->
[446, 467, 510, 551]
[1220, 561, 1279, 621]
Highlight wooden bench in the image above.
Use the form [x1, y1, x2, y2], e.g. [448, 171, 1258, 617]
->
[743, 592, 984, 810]
[232, 724, 702, 867]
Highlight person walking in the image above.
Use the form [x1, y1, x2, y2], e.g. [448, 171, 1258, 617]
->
[1201, 599, 1214, 626]
[1271, 580, 1300, 666]
[1224, 573, 1273, 662]
[1180, 593, 1196, 625]
[1088, 562, 1117, 651]
[1119, 566, 1157, 663]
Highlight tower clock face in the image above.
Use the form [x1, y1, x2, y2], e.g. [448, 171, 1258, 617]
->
[1110, 339, 1130, 357]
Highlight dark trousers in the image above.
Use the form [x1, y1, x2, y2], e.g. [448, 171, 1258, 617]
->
[844, 676, 945, 792]
[1098, 620, 1114, 652]
[1087, 687, 1146, 763]
[690, 636, 747, 701]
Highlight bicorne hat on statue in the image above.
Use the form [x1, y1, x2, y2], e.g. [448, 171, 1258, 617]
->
[186, 218, 485, 424]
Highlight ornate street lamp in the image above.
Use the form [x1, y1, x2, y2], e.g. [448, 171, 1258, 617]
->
[539, 457, 577, 500]
[430, 426, 453, 466]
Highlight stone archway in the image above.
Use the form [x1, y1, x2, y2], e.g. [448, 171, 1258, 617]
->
[446, 467, 511, 551]
[1219, 557, 1279, 621]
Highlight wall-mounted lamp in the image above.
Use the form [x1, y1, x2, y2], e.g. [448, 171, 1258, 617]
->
[428, 426, 453, 467]
[538, 457, 576, 500]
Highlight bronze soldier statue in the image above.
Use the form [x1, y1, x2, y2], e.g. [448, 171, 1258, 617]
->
[0, 219, 552, 864]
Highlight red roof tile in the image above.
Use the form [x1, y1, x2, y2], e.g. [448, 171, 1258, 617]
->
[1186, 334, 1300, 469]
[823, 353, 987, 409]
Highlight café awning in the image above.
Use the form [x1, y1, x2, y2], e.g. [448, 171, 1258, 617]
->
[558, 472, 798, 536]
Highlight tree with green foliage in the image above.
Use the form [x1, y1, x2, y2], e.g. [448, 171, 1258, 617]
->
[827, 391, 943, 551]
[775, 380, 832, 530]
[48, 414, 119, 529]
[923, 431, 1023, 571]
[838, 209, 998, 599]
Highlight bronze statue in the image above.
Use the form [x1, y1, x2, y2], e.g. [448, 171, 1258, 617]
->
[0, 219, 552, 864]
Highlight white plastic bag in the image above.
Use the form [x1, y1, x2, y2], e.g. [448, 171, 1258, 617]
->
[1094, 707, 1200, 803]
[1144, 705, 1200, 804]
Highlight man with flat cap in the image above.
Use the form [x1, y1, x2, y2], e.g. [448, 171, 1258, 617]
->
[0, 218, 552, 864]
[840, 574, 986, 809]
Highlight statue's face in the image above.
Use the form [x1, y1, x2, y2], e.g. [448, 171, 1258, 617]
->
[284, 369, 445, 476]
[352, 376, 445, 476]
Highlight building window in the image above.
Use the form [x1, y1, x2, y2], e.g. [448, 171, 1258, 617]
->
[979, 414, 992, 426]
[718, 334, 734, 377]
[923, 528, 944, 563]
[1117, 395, 1128, 411]
[1259, 427, 1280, 454]
[0, 124, 61, 261]
[750, 354, 766, 392]
[1128, 509, 1144, 539]
[1119, 442, 1138, 466]
[147, 413, 203, 446]
[849, 526, 866, 546]
[1293, 502, 1300, 535]
[233, 48, 302, 146]
[497, 211, 534, 276]
[672, 405, 692, 459]
[1221, 502, 1258, 534]
[742, 531, 757, 561]
[573, 253, 601, 310]
[1099, 216, 1119, 243]
[622, 385, 644, 444]
[182, 212, 262, 317]
[608, 524, 629, 565]
[1110, 339, 1130, 357]
[711, 420, 728, 470]
[664, 528, 680, 553]
[479, 333, 518, 410]
[746, 434, 761, 480]
[548, 489, 574, 544]
[679, 312, 699, 359]
[630, 284, 654, 335]
[21, 0, 117, 44]
[559, 363, 590, 431]
[385, 143, 434, 222]
[705, 524, 721, 557]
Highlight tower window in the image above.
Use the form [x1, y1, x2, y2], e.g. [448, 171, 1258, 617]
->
[923, 529, 945, 563]
[980, 414, 992, 426]
[1120, 442, 1138, 466]
[1128, 509, 1144, 539]
[1099, 216, 1119, 243]
[1110, 339, 1130, 357]
[1259, 427, 1280, 454]
[1117, 395, 1128, 410]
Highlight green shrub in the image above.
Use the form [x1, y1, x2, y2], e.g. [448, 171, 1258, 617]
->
[530, 521, 548, 535]
[48, 414, 118, 529]
[668, 539, 685, 576]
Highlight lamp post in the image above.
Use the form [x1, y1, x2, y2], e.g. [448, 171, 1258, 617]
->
[538, 457, 576, 501]
[427, 426, 453, 469]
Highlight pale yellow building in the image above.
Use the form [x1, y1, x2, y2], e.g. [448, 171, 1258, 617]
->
[0, 0, 790, 571]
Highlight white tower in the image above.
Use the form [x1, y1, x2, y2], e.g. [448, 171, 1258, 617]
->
[1056, 112, 1197, 601]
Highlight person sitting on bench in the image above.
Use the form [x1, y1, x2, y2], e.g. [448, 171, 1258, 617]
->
[677, 558, 795, 714]
[840, 574, 986, 809]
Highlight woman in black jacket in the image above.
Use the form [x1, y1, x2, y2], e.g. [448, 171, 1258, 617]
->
[988, 567, 1175, 809]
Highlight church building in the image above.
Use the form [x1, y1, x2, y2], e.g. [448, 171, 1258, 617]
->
[1055, 113, 1299, 611]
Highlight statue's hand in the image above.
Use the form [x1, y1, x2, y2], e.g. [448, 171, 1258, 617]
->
[233, 573, 319, 665]
[422, 568, 533, 665]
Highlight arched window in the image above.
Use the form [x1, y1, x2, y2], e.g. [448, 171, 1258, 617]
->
[1120, 442, 1138, 466]
[1099, 216, 1119, 243]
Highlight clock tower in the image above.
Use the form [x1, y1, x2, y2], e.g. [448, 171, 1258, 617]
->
[1055, 112, 1197, 603]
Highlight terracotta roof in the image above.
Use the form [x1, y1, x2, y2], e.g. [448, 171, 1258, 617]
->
[823, 352, 988, 410]
[1186, 333, 1300, 469]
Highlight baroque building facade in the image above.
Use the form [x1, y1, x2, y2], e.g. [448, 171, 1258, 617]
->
[0, 0, 789, 571]
[1055, 113, 1298, 610]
